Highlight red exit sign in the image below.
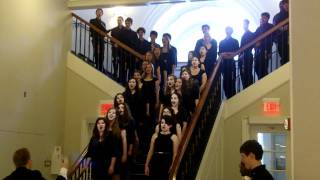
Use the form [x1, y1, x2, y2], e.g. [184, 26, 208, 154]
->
[100, 103, 113, 117]
[263, 98, 280, 115]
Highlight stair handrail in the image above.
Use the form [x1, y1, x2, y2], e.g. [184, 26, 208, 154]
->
[67, 145, 89, 178]
[71, 12, 145, 61]
[169, 18, 289, 179]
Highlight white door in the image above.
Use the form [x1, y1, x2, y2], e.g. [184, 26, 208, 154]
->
[250, 124, 288, 180]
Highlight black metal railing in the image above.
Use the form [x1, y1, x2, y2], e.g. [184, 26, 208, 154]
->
[170, 18, 289, 179]
[67, 148, 91, 180]
[71, 13, 144, 85]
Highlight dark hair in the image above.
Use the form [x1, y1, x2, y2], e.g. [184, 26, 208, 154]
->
[125, 78, 139, 94]
[117, 103, 130, 127]
[171, 92, 182, 108]
[163, 33, 172, 40]
[161, 115, 173, 126]
[150, 30, 158, 37]
[240, 140, 264, 160]
[96, 8, 103, 13]
[125, 17, 133, 23]
[261, 12, 270, 19]
[92, 117, 107, 139]
[114, 93, 125, 108]
[137, 27, 146, 34]
[13, 148, 30, 167]
[202, 24, 210, 30]
[105, 107, 121, 138]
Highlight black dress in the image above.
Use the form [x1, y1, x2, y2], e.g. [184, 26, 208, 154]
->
[150, 133, 173, 180]
[86, 134, 119, 180]
[191, 68, 206, 87]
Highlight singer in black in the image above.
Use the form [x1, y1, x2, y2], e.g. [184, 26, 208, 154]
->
[89, 8, 108, 72]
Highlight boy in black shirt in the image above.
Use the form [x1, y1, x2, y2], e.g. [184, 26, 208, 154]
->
[240, 140, 274, 180]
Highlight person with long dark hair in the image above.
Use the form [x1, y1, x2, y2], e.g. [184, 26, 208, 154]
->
[105, 107, 125, 180]
[86, 117, 118, 180]
[180, 68, 200, 115]
[189, 56, 207, 94]
[171, 92, 190, 140]
[145, 115, 178, 180]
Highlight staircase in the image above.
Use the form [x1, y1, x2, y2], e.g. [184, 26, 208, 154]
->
[68, 11, 289, 180]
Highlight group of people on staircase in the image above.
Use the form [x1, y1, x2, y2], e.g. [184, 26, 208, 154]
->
[84, 1, 289, 179]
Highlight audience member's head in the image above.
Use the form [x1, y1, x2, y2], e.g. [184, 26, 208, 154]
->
[260, 12, 270, 25]
[95, 8, 103, 18]
[240, 140, 264, 170]
[13, 148, 32, 168]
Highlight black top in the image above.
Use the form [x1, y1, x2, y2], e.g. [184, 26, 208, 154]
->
[191, 69, 206, 87]
[119, 116, 136, 145]
[86, 134, 119, 169]
[240, 30, 255, 56]
[89, 18, 107, 41]
[181, 80, 199, 114]
[250, 165, 274, 180]
[154, 133, 173, 154]
[110, 26, 125, 42]
[141, 77, 158, 104]
[254, 23, 274, 53]
[137, 38, 151, 54]
[159, 46, 177, 75]
[122, 28, 138, 50]
[273, 10, 289, 40]
[173, 107, 190, 126]
[124, 90, 145, 124]
[219, 37, 240, 60]
[4, 167, 45, 180]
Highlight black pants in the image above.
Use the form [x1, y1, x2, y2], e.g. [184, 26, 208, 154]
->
[277, 34, 289, 65]
[239, 53, 253, 89]
[112, 47, 120, 78]
[255, 50, 269, 80]
[222, 59, 236, 99]
[92, 39, 105, 72]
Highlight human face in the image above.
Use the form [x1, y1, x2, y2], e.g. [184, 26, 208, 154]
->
[118, 104, 125, 115]
[162, 108, 172, 116]
[243, 20, 249, 31]
[171, 94, 179, 107]
[283, 2, 289, 12]
[167, 76, 175, 88]
[133, 72, 141, 81]
[199, 47, 207, 56]
[153, 47, 161, 57]
[145, 52, 153, 62]
[107, 108, 116, 121]
[175, 78, 182, 90]
[150, 34, 157, 42]
[162, 36, 169, 46]
[188, 52, 194, 60]
[240, 153, 253, 170]
[117, 17, 123, 26]
[128, 79, 136, 90]
[225, 27, 233, 37]
[138, 30, 144, 39]
[260, 15, 269, 25]
[116, 94, 124, 104]
[192, 57, 200, 68]
[202, 26, 210, 34]
[97, 119, 106, 132]
[145, 64, 153, 74]
[96, 9, 103, 18]
[181, 71, 190, 81]
[160, 119, 172, 132]
[125, 20, 132, 29]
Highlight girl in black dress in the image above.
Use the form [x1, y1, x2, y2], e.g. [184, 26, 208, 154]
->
[145, 115, 178, 180]
[180, 68, 200, 115]
[175, 78, 182, 96]
[86, 117, 118, 180]
[190, 56, 207, 94]
[106, 107, 125, 180]
[159, 74, 176, 120]
[133, 70, 143, 90]
[171, 92, 190, 140]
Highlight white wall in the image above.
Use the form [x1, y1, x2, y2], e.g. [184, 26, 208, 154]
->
[290, 0, 320, 179]
[0, 0, 70, 178]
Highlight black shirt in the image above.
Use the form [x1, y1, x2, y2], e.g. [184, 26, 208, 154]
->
[254, 23, 274, 53]
[89, 18, 107, 42]
[250, 165, 274, 180]
[241, 30, 255, 56]
[122, 28, 138, 50]
[137, 38, 151, 54]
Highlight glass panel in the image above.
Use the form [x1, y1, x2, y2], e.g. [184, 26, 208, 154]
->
[257, 132, 287, 180]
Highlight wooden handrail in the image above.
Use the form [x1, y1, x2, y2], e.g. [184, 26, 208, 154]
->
[67, 145, 88, 178]
[71, 12, 145, 61]
[169, 18, 289, 179]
